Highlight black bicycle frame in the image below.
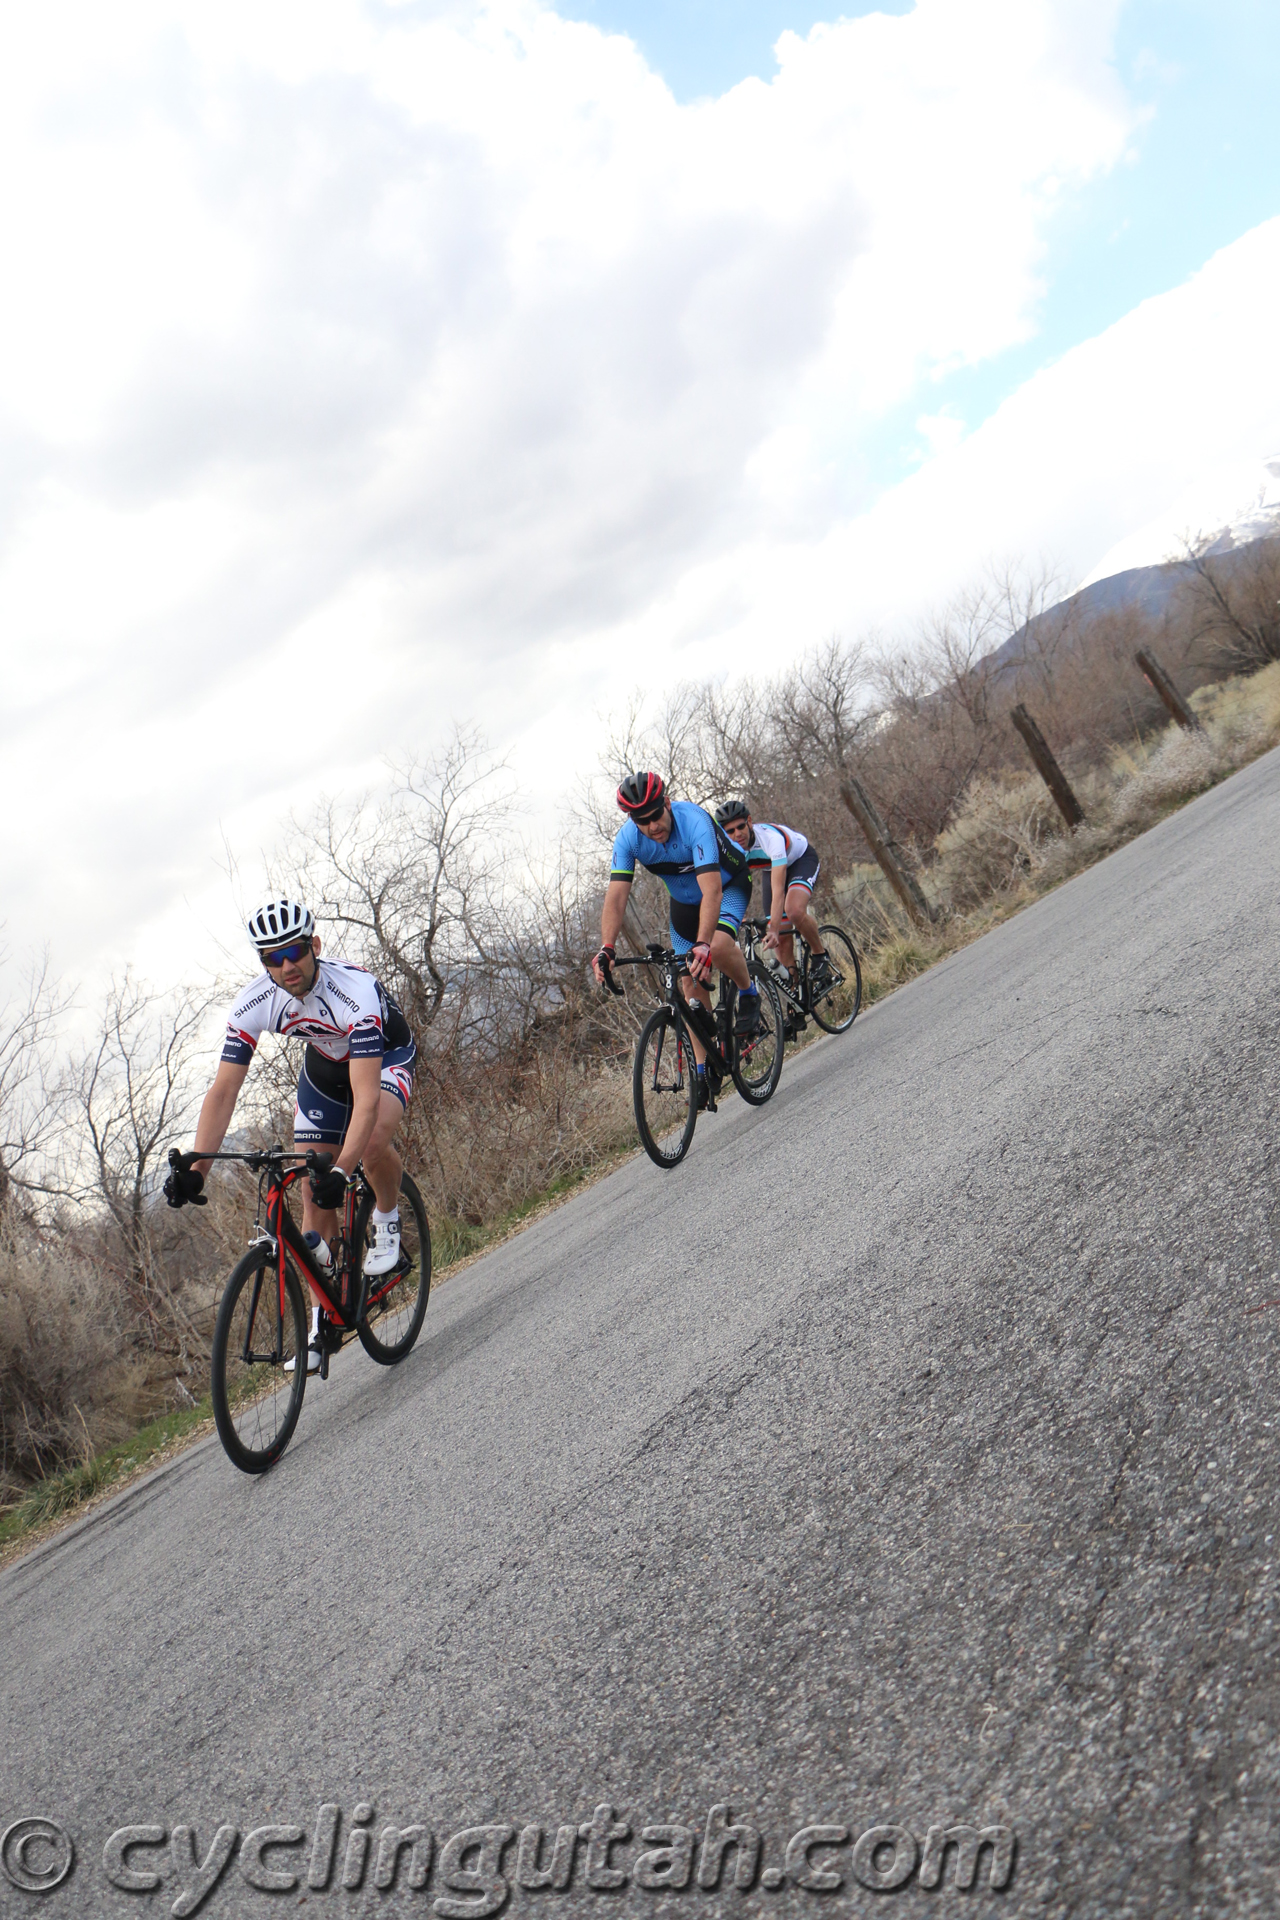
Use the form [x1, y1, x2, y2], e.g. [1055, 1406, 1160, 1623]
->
[740, 918, 808, 1016]
[604, 942, 736, 1080]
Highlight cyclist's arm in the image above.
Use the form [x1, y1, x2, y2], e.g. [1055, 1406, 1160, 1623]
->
[592, 877, 632, 981]
[335, 1055, 383, 1175]
[191, 1060, 250, 1174]
[695, 869, 723, 944]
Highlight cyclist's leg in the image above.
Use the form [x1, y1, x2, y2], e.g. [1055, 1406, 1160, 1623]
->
[293, 1058, 347, 1247]
[762, 865, 797, 972]
[669, 905, 709, 1065]
[709, 883, 751, 989]
[784, 851, 823, 954]
[361, 1044, 414, 1210]
[291, 1063, 346, 1348]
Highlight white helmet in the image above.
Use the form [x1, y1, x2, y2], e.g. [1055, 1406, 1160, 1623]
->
[247, 899, 315, 952]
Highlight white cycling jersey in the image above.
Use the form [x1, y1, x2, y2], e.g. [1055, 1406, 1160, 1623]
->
[747, 822, 809, 869]
[221, 958, 405, 1068]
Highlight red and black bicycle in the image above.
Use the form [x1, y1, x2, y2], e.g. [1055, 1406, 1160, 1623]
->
[168, 1145, 430, 1474]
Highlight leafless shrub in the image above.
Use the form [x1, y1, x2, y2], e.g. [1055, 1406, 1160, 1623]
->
[932, 775, 1066, 913]
[1176, 533, 1280, 673]
[0, 1228, 148, 1498]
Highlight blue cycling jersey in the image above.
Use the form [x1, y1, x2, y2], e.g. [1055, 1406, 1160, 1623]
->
[611, 799, 749, 905]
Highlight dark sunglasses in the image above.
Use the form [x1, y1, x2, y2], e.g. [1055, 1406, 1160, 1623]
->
[634, 806, 666, 826]
[262, 939, 313, 967]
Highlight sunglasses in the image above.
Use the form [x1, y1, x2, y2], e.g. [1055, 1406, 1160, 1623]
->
[634, 806, 667, 827]
[261, 939, 313, 967]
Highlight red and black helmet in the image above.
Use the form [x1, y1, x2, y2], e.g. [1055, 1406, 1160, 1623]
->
[617, 770, 666, 818]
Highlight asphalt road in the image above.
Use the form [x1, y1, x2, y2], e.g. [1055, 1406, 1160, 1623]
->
[4, 748, 1280, 1920]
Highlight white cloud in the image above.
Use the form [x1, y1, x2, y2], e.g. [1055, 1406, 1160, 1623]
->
[0, 0, 1147, 984]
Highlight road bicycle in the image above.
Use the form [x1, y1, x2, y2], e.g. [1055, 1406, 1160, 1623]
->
[739, 917, 862, 1039]
[167, 1145, 430, 1475]
[601, 943, 785, 1168]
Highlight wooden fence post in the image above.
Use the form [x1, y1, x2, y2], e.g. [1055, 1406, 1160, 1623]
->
[1010, 704, 1085, 828]
[839, 776, 938, 928]
[1135, 648, 1202, 732]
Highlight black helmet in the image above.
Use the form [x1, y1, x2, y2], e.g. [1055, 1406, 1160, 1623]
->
[617, 771, 666, 817]
[715, 798, 749, 826]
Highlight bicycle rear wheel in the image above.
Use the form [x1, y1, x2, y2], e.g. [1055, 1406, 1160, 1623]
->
[211, 1246, 308, 1474]
[732, 966, 785, 1105]
[354, 1170, 432, 1364]
[811, 924, 863, 1033]
[633, 1005, 698, 1168]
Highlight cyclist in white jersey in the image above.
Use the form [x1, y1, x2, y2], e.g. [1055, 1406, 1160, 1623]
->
[714, 802, 835, 990]
[164, 900, 416, 1373]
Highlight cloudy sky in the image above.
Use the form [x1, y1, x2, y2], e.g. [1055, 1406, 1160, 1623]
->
[4, 0, 1280, 991]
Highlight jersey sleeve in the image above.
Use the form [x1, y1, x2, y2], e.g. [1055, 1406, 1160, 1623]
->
[686, 807, 721, 874]
[347, 1018, 386, 1060]
[610, 821, 639, 881]
[753, 823, 789, 866]
[220, 976, 274, 1067]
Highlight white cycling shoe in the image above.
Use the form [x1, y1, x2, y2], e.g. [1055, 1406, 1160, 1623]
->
[286, 1304, 325, 1374]
[364, 1214, 401, 1276]
[285, 1342, 322, 1375]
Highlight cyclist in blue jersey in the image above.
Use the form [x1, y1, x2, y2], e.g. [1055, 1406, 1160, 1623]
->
[592, 772, 761, 1084]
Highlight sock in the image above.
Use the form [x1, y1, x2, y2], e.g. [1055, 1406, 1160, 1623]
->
[372, 1206, 400, 1226]
[741, 981, 758, 996]
[696, 1061, 706, 1075]
[309, 1304, 320, 1338]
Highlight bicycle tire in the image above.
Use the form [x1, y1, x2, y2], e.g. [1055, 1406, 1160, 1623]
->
[354, 1171, 432, 1364]
[633, 1005, 698, 1169]
[211, 1245, 309, 1474]
[732, 966, 785, 1104]
[811, 924, 863, 1033]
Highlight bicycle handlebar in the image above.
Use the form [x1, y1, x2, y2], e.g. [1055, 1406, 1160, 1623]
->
[167, 1144, 316, 1176]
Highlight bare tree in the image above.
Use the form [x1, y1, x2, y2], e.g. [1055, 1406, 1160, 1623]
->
[1176, 532, 1280, 672]
[0, 945, 74, 1212]
[772, 635, 874, 780]
[68, 973, 217, 1344]
[289, 727, 515, 1040]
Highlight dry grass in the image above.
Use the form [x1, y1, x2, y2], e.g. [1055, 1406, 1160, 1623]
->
[0, 1233, 153, 1501]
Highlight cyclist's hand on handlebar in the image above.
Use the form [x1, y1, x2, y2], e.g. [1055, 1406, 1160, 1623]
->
[163, 1162, 206, 1209]
[593, 944, 623, 995]
[309, 1155, 353, 1210]
[688, 940, 713, 982]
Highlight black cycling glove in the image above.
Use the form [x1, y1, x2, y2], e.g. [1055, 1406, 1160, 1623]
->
[309, 1160, 353, 1210]
[163, 1166, 206, 1209]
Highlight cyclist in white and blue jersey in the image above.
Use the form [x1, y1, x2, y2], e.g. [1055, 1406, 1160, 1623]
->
[591, 772, 762, 1078]
[715, 799, 835, 992]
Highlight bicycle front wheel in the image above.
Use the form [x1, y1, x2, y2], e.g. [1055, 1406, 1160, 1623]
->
[211, 1246, 308, 1474]
[732, 966, 785, 1105]
[811, 924, 863, 1033]
[355, 1170, 432, 1365]
[633, 1005, 698, 1168]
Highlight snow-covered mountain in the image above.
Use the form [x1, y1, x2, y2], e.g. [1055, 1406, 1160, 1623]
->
[984, 455, 1280, 680]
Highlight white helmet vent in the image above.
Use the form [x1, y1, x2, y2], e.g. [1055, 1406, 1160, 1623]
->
[247, 899, 315, 951]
